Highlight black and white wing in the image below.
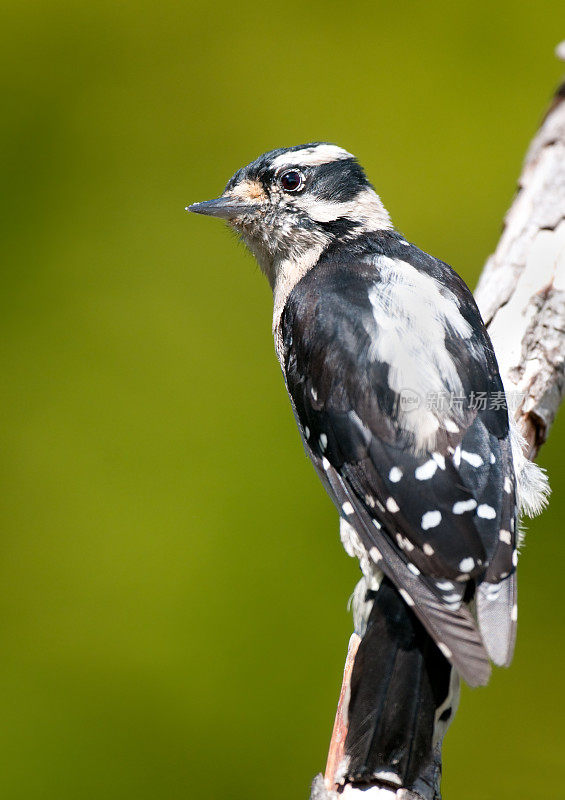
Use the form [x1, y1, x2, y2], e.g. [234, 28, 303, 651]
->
[279, 234, 518, 686]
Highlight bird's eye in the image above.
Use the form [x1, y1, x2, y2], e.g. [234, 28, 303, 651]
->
[279, 170, 305, 192]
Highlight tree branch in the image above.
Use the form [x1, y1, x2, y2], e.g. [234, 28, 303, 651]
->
[312, 44, 565, 800]
[474, 55, 565, 456]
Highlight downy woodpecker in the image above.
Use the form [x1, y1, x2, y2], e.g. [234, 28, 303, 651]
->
[188, 143, 548, 794]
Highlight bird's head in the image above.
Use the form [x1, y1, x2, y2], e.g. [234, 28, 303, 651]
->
[188, 143, 393, 289]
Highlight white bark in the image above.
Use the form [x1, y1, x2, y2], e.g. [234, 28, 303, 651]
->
[475, 65, 565, 456]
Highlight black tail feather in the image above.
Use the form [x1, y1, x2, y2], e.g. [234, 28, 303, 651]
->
[344, 578, 452, 793]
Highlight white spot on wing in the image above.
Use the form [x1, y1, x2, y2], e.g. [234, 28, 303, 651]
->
[319, 433, 327, 451]
[499, 529, 512, 544]
[423, 543, 435, 556]
[415, 460, 437, 480]
[484, 584, 501, 600]
[399, 588, 414, 607]
[322, 457, 330, 470]
[369, 546, 382, 563]
[341, 501, 354, 516]
[504, 477, 512, 493]
[432, 452, 446, 470]
[395, 533, 414, 552]
[459, 557, 475, 573]
[438, 642, 452, 659]
[386, 497, 399, 513]
[389, 467, 403, 483]
[461, 450, 483, 467]
[477, 504, 496, 519]
[407, 562, 420, 575]
[421, 510, 441, 529]
[452, 499, 477, 514]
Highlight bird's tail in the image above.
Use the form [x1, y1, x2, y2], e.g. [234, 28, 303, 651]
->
[342, 577, 458, 798]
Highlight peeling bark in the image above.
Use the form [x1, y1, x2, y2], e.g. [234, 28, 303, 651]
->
[475, 75, 565, 456]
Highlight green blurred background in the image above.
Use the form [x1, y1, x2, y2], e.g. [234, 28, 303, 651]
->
[1, 1, 563, 798]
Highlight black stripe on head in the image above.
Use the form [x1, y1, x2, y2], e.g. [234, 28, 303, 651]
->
[225, 143, 331, 191]
[309, 159, 371, 203]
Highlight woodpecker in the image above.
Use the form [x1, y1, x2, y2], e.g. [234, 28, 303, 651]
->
[188, 143, 548, 794]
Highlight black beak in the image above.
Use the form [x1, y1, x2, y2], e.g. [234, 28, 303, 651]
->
[186, 196, 256, 220]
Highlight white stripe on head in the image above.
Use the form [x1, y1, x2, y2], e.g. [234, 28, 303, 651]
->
[270, 144, 354, 171]
[294, 188, 392, 230]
